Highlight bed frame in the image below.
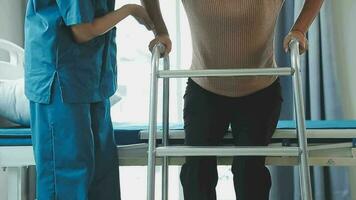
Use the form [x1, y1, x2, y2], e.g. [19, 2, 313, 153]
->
[1, 120, 356, 200]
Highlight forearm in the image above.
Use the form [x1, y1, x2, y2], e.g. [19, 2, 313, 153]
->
[141, 0, 168, 36]
[71, 5, 131, 43]
[291, 0, 324, 34]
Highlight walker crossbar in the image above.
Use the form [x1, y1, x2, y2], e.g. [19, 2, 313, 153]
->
[158, 67, 294, 78]
[155, 146, 300, 157]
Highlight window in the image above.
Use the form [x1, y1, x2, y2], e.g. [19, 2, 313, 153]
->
[112, 0, 192, 124]
[113, 1, 235, 199]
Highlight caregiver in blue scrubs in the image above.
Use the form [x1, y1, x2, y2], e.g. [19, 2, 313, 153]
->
[24, 1, 153, 199]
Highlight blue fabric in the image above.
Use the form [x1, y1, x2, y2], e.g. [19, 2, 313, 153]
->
[0, 128, 32, 137]
[0, 129, 140, 146]
[0, 138, 33, 146]
[277, 120, 356, 129]
[1, 120, 355, 146]
[0, 123, 182, 146]
[24, 0, 117, 104]
[56, 0, 95, 26]
[29, 78, 120, 199]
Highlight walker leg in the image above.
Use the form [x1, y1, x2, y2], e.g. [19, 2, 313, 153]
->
[7, 167, 27, 200]
[291, 40, 313, 200]
[147, 45, 162, 200]
[162, 57, 170, 200]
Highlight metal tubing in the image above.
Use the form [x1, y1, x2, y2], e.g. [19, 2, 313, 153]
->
[155, 146, 300, 157]
[290, 39, 313, 200]
[158, 68, 294, 78]
[7, 167, 27, 200]
[162, 56, 170, 200]
[147, 43, 164, 200]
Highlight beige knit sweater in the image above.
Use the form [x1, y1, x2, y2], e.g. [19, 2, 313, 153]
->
[182, 0, 284, 97]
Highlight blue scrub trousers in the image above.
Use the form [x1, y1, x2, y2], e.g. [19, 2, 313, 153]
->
[30, 78, 121, 200]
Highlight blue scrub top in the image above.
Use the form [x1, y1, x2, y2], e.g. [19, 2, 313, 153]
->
[24, 0, 117, 104]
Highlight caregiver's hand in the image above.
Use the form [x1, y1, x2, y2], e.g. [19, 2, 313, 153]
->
[127, 4, 155, 30]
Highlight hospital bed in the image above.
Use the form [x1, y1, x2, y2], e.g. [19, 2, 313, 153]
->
[1, 121, 356, 199]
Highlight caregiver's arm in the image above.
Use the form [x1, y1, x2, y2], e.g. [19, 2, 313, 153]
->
[284, 0, 324, 54]
[71, 4, 154, 43]
[141, 0, 172, 55]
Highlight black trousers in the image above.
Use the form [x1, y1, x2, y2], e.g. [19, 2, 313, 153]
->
[180, 78, 283, 200]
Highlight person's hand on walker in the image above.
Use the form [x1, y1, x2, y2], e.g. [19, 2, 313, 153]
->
[284, 30, 308, 54]
[149, 33, 172, 56]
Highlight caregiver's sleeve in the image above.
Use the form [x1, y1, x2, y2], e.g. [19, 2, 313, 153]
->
[56, 0, 95, 26]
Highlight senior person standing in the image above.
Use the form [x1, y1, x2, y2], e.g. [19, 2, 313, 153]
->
[141, 1, 324, 199]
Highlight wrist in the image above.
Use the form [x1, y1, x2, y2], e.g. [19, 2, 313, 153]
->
[122, 4, 136, 16]
[155, 32, 169, 38]
[290, 28, 306, 36]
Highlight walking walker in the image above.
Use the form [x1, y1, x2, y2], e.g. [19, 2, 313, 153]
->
[147, 39, 313, 200]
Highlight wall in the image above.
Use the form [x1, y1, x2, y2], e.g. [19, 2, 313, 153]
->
[0, 0, 26, 46]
